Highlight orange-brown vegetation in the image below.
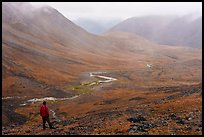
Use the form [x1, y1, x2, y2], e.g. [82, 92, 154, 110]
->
[2, 2, 202, 135]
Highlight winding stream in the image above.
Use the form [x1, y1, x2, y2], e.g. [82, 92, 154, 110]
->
[2, 72, 117, 122]
[90, 72, 117, 83]
[3, 72, 117, 105]
[26, 96, 79, 103]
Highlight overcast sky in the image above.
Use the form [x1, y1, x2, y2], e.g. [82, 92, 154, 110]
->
[30, 2, 202, 21]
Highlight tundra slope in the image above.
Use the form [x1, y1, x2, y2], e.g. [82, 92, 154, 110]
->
[107, 15, 202, 48]
[2, 2, 202, 135]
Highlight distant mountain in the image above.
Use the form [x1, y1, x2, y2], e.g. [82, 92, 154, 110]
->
[107, 15, 202, 48]
[73, 18, 121, 34]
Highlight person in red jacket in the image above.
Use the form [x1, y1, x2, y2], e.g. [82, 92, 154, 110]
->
[40, 101, 55, 129]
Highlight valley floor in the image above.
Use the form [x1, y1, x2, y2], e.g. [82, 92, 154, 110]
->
[2, 68, 202, 135]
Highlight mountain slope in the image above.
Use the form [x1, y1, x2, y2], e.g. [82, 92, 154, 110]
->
[107, 15, 202, 48]
[2, 3, 125, 93]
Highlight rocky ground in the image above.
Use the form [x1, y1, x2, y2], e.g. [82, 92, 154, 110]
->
[2, 80, 202, 135]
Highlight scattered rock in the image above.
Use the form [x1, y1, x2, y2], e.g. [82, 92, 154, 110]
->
[128, 125, 147, 133]
[196, 128, 201, 131]
[11, 124, 16, 128]
[129, 97, 144, 101]
[186, 127, 192, 131]
[142, 123, 155, 129]
[169, 113, 177, 120]
[3, 131, 9, 135]
[176, 119, 185, 124]
[198, 124, 202, 127]
[127, 115, 146, 123]
[128, 121, 155, 133]
[168, 109, 171, 111]
[25, 130, 31, 133]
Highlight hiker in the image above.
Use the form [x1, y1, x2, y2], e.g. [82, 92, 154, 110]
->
[40, 101, 55, 129]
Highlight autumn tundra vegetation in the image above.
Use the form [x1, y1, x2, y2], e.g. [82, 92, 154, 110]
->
[2, 2, 202, 135]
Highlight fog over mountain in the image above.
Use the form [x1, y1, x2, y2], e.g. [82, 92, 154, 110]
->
[107, 15, 202, 48]
[29, 2, 202, 48]
[74, 18, 122, 34]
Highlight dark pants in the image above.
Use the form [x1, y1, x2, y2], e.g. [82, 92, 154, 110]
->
[42, 116, 52, 129]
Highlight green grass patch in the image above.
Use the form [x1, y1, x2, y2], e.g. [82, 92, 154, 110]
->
[80, 81, 92, 86]
[67, 84, 93, 95]
[82, 90, 92, 94]
[65, 76, 109, 95]
[80, 80, 100, 86]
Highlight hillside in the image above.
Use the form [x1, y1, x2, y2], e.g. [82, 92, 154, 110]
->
[107, 15, 202, 48]
[2, 2, 202, 135]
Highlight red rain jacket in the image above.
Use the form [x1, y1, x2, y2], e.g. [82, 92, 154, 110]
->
[40, 105, 49, 117]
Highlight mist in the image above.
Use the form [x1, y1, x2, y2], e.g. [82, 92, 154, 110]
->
[29, 2, 202, 35]
[30, 2, 202, 20]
